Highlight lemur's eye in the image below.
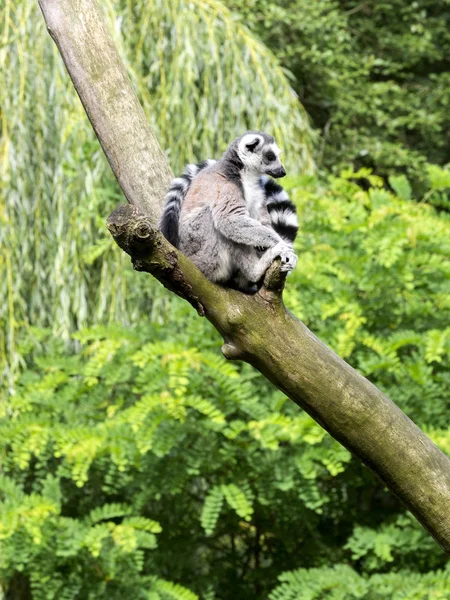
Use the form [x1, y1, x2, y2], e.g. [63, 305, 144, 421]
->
[265, 151, 276, 162]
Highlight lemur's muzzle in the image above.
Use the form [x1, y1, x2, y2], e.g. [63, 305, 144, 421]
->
[267, 166, 286, 178]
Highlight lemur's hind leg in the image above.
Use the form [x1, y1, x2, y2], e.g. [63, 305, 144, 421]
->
[228, 242, 297, 293]
[226, 272, 259, 294]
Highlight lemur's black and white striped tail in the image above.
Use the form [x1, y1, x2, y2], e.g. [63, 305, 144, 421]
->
[159, 160, 216, 247]
[159, 160, 298, 247]
[261, 177, 298, 244]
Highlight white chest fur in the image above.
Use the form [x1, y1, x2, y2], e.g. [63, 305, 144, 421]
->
[241, 172, 265, 219]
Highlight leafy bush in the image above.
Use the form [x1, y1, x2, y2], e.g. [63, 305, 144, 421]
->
[1, 173, 449, 598]
[286, 169, 450, 428]
[0, 319, 356, 598]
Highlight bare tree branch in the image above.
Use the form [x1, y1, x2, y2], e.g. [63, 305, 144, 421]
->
[39, 0, 450, 553]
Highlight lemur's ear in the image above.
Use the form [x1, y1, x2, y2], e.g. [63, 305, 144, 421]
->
[245, 137, 262, 152]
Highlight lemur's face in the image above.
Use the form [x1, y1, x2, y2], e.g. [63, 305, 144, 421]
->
[237, 133, 286, 179]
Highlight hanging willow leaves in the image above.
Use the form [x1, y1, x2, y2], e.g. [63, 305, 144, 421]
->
[0, 0, 314, 378]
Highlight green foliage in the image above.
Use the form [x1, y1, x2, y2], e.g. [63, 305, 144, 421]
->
[269, 565, 368, 600]
[1, 173, 449, 598]
[344, 513, 443, 572]
[200, 486, 224, 536]
[0, 0, 314, 380]
[221, 483, 254, 521]
[285, 169, 450, 429]
[270, 563, 450, 599]
[388, 175, 412, 202]
[425, 164, 450, 210]
[229, 0, 450, 190]
[0, 319, 354, 598]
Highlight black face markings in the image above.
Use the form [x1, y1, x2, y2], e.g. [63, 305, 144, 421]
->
[265, 150, 276, 162]
[246, 138, 260, 152]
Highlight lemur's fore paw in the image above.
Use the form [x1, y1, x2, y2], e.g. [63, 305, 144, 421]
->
[279, 248, 298, 272]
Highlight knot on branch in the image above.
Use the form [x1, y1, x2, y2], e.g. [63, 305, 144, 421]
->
[259, 259, 287, 304]
[221, 342, 245, 361]
[135, 220, 152, 240]
[107, 204, 158, 256]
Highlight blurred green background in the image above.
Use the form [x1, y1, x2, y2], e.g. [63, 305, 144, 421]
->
[1, 1, 450, 598]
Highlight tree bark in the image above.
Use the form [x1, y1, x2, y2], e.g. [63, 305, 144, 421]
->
[38, 0, 450, 553]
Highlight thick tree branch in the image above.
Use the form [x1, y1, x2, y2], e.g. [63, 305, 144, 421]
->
[39, 0, 450, 553]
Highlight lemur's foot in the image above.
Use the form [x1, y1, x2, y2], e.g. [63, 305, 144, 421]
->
[279, 247, 298, 272]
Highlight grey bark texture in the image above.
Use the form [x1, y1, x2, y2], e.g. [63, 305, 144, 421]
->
[39, 0, 450, 553]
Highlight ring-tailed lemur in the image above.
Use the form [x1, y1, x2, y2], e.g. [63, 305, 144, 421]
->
[159, 131, 298, 293]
